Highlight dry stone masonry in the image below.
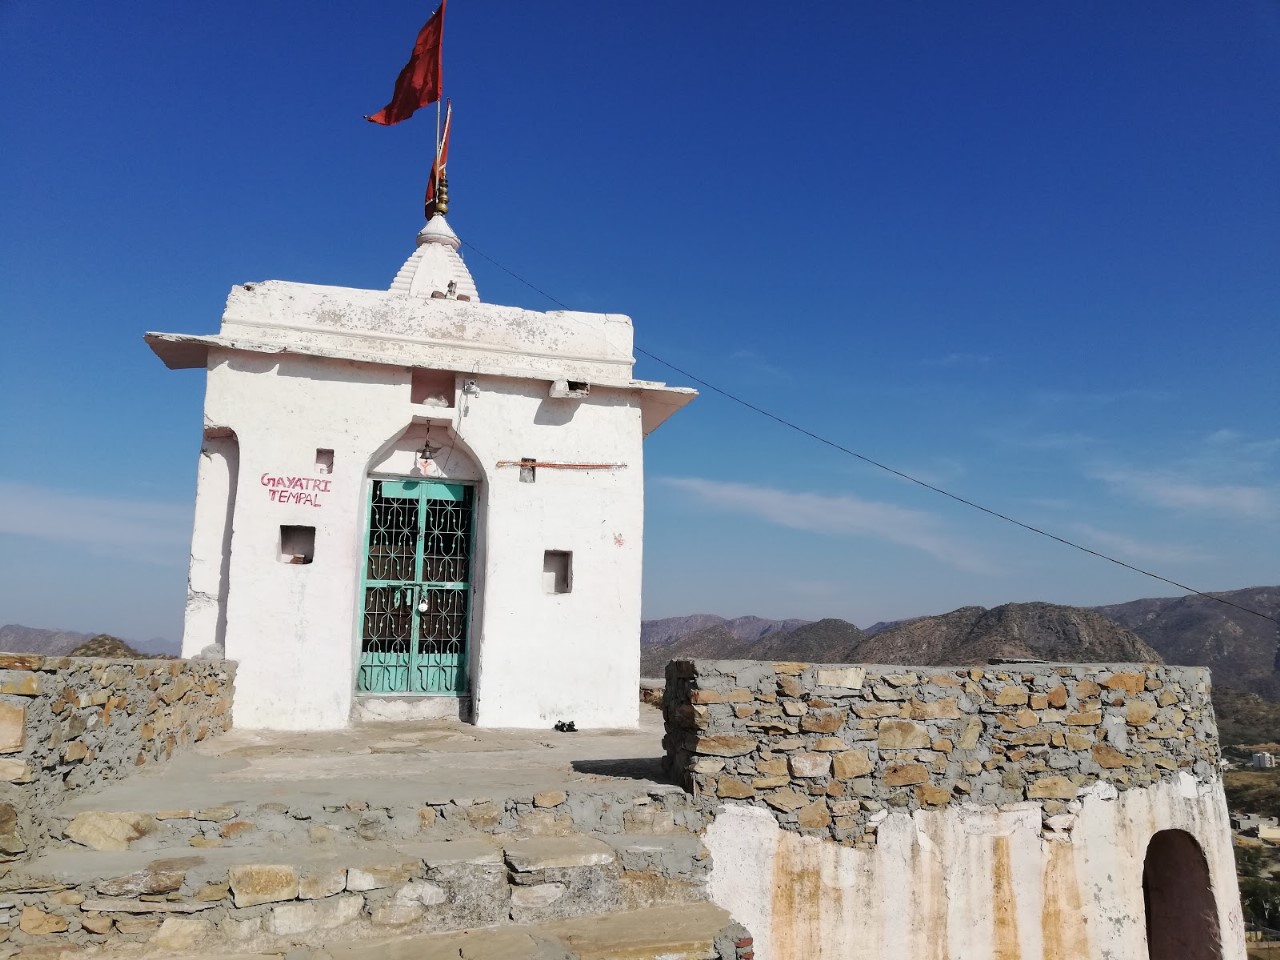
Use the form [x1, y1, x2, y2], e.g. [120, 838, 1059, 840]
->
[0, 655, 234, 860]
[662, 658, 1219, 846]
[2, 787, 715, 953]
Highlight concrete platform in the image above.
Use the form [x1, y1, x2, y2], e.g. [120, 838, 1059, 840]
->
[58, 706, 671, 817]
[0, 707, 733, 958]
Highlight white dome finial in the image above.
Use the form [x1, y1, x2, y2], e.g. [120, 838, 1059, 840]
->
[389, 214, 479, 301]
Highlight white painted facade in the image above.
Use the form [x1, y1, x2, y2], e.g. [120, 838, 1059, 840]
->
[148, 217, 694, 731]
[703, 775, 1245, 960]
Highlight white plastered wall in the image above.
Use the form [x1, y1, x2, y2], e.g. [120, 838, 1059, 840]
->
[704, 776, 1245, 960]
[188, 351, 645, 731]
[455, 375, 645, 730]
[199, 350, 417, 729]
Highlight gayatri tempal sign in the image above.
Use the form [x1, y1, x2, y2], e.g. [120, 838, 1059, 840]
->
[261, 473, 330, 507]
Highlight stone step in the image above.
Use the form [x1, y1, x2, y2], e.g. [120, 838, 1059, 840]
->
[44, 784, 706, 854]
[70, 902, 742, 960]
[316, 901, 740, 960]
[1, 831, 713, 954]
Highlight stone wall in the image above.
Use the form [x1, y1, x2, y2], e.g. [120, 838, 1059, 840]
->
[662, 658, 1219, 846]
[8, 787, 714, 952]
[0, 655, 235, 860]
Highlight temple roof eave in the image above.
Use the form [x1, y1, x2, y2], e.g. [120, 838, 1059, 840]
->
[142, 331, 695, 417]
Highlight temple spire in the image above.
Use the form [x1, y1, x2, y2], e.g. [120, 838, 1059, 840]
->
[389, 213, 478, 301]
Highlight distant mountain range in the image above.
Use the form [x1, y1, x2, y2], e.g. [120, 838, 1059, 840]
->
[641, 586, 1279, 697]
[1096, 587, 1280, 700]
[642, 587, 1280, 744]
[640, 616, 858, 674]
[0, 624, 179, 659]
[641, 602, 1157, 675]
[9, 586, 1277, 703]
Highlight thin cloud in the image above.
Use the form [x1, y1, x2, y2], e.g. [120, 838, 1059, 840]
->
[727, 349, 790, 381]
[875, 457, 968, 488]
[1203, 429, 1280, 460]
[1070, 523, 1212, 566]
[1091, 468, 1276, 520]
[979, 424, 1100, 453]
[1206, 429, 1244, 446]
[661, 476, 995, 574]
[0, 481, 190, 565]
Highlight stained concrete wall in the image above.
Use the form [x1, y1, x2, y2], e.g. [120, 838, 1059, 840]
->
[664, 659, 1244, 960]
[704, 780, 1242, 960]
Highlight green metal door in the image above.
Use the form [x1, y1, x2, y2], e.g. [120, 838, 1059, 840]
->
[358, 479, 474, 695]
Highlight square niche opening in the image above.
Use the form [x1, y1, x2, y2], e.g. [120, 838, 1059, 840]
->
[543, 550, 572, 594]
[412, 369, 455, 407]
[315, 449, 334, 474]
[280, 525, 315, 565]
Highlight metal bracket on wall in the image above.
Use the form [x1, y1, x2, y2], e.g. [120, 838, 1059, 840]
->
[495, 461, 628, 470]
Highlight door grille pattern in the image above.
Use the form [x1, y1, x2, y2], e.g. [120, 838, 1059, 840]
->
[358, 479, 473, 695]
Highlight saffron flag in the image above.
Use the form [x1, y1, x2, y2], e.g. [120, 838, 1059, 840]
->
[366, 2, 446, 126]
[425, 100, 452, 217]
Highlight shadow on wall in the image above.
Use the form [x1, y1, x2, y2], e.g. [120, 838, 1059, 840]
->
[571, 757, 668, 783]
[1143, 828, 1223, 960]
[534, 398, 579, 426]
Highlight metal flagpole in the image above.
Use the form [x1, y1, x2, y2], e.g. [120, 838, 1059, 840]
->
[428, 0, 445, 219]
[431, 14, 443, 220]
[435, 0, 444, 206]
[429, 99, 442, 219]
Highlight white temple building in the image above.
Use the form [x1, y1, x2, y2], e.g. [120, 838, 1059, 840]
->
[146, 214, 695, 731]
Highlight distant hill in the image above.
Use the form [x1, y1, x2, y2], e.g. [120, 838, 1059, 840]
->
[68, 634, 152, 659]
[851, 602, 1160, 665]
[642, 586, 1279, 686]
[1097, 586, 1280, 700]
[0, 624, 178, 658]
[640, 618, 864, 675]
[641, 602, 1156, 675]
[1211, 687, 1280, 749]
[0, 624, 91, 655]
[640, 615, 810, 675]
[749, 619, 866, 664]
[641, 615, 810, 647]
[641, 586, 1280, 740]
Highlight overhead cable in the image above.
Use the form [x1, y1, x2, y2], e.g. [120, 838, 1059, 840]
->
[459, 238, 1280, 630]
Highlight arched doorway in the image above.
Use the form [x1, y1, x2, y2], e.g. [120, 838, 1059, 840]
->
[1143, 828, 1223, 960]
[359, 420, 485, 700]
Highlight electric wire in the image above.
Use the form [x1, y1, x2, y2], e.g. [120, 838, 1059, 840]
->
[459, 238, 1280, 630]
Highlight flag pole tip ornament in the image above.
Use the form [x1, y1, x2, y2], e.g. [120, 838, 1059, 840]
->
[430, 175, 450, 217]
[366, 1, 445, 126]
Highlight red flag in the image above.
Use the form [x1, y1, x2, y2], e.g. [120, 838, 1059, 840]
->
[366, 2, 446, 126]
[425, 101, 452, 217]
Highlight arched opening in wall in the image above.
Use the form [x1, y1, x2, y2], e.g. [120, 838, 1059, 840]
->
[183, 427, 239, 657]
[357, 421, 487, 709]
[1143, 828, 1223, 960]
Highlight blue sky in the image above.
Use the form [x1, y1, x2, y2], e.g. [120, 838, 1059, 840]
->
[1, 1, 1277, 643]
